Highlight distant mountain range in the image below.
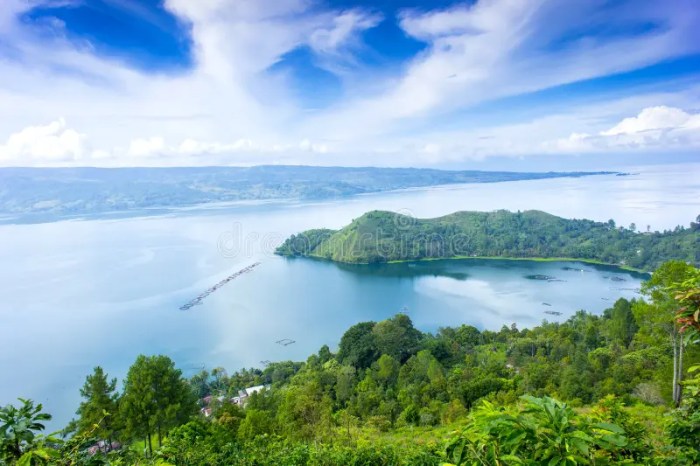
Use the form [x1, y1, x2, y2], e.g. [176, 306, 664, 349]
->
[0, 166, 616, 223]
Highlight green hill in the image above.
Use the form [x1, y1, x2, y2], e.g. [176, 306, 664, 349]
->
[275, 210, 700, 271]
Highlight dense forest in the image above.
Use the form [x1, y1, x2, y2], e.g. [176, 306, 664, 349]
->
[276, 210, 700, 272]
[1, 261, 699, 465]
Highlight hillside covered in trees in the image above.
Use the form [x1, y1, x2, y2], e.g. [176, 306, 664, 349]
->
[1, 261, 700, 465]
[276, 210, 700, 272]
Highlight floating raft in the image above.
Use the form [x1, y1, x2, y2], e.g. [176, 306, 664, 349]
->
[525, 274, 566, 282]
[179, 262, 261, 311]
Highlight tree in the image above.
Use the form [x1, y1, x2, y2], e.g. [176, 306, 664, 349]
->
[237, 409, 275, 440]
[638, 261, 698, 406]
[353, 373, 382, 420]
[605, 298, 638, 347]
[0, 399, 52, 463]
[673, 268, 700, 337]
[337, 321, 378, 369]
[158, 420, 222, 466]
[334, 365, 356, 406]
[668, 270, 700, 463]
[454, 325, 483, 348]
[374, 354, 400, 387]
[317, 345, 333, 365]
[214, 402, 245, 434]
[76, 366, 120, 451]
[209, 367, 229, 394]
[372, 314, 422, 363]
[189, 369, 211, 399]
[690, 215, 700, 231]
[277, 383, 333, 441]
[120, 355, 197, 456]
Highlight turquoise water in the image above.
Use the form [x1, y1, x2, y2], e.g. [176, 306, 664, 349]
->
[0, 163, 697, 427]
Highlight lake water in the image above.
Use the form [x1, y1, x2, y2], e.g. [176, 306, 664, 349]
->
[0, 162, 698, 428]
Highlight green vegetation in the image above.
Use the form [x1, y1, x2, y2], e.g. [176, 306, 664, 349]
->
[120, 355, 198, 456]
[75, 367, 119, 452]
[1, 261, 699, 465]
[0, 399, 56, 464]
[444, 396, 630, 465]
[276, 210, 700, 272]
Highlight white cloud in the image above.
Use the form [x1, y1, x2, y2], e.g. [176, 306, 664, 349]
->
[121, 135, 330, 163]
[601, 106, 699, 136]
[307, 0, 700, 141]
[164, 0, 380, 80]
[399, 0, 533, 42]
[298, 138, 328, 153]
[127, 137, 166, 158]
[554, 106, 700, 153]
[0, 118, 86, 163]
[308, 10, 382, 54]
[0, 0, 699, 167]
[348, 91, 700, 163]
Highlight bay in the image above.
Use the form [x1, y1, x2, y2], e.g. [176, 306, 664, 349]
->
[0, 162, 698, 427]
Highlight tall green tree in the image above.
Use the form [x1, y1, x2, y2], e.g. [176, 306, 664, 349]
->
[237, 409, 275, 440]
[372, 313, 422, 363]
[673, 268, 700, 337]
[277, 382, 333, 441]
[120, 355, 197, 456]
[337, 321, 379, 369]
[374, 354, 400, 387]
[668, 269, 700, 463]
[76, 366, 120, 451]
[604, 298, 638, 347]
[189, 369, 211, 399]
[638, 261, 698, 406]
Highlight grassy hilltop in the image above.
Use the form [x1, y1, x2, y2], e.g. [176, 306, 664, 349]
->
[276, 210, 700, 272]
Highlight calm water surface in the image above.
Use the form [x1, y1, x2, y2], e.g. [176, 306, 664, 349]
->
[0, 163, 698, 427]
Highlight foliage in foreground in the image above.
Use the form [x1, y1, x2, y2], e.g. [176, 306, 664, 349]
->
[445, 396, 630, 466]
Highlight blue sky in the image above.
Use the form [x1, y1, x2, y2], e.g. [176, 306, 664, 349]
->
[0, 0, 699, 167]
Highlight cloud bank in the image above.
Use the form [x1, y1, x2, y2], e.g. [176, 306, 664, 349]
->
[555, 106, 700, 153]
[0, 0, 698, 167]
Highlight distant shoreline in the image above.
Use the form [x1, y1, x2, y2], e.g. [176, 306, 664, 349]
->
[0, 166, 619, 225]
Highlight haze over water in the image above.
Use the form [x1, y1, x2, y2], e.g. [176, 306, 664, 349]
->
[0, 162, 698, 427]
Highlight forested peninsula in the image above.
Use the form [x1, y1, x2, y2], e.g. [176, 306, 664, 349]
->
[276, 210, 700, 272]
